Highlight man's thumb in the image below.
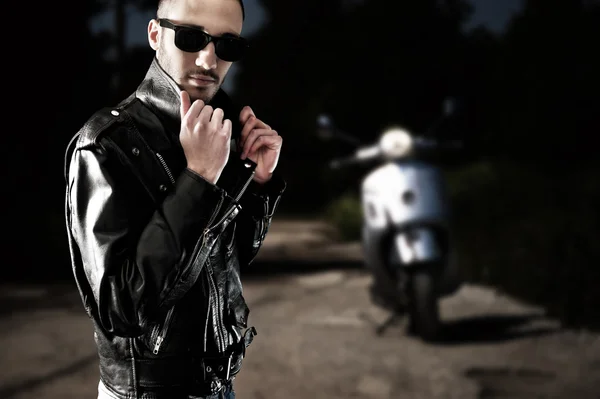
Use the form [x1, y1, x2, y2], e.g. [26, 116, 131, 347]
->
[180, 90, 191, 118]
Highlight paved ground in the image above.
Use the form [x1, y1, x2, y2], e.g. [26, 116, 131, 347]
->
[1, 219, 599, 398]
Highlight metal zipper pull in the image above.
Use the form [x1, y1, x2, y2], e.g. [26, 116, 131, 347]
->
[152, 336, 164, 354]
[152, 306, 176, 354]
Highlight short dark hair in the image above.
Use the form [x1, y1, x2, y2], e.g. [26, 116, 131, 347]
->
[157, 0, 245, 20]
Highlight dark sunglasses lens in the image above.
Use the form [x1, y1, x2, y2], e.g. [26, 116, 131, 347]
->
[215, 38, 248, 62]
[175, 28, 209, 52]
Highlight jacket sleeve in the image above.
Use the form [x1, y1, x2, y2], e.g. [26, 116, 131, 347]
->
[234, 173, 286, 266]
[67, 142, 226, 337]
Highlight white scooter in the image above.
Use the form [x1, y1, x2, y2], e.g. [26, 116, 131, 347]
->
[316, 101, 463, 342]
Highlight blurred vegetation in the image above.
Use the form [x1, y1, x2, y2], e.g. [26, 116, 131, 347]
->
[323, 192, 363, 242]
[447, 161, 600, 330]
[323, 160, 600, 331]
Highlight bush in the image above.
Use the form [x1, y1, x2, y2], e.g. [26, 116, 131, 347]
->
[323, 192, 363, 242]
[446, 160, 600, 330]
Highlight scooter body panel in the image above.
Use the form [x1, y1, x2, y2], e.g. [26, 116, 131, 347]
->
[393, 228, 442, 264]
[360, 161, 450, 232]
[360, 160, 461, 297]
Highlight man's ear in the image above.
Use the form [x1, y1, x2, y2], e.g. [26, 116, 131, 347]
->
[148, 19, 160, 51]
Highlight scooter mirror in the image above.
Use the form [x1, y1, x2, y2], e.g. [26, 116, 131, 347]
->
[316, 113, 335, 141]
[317, 113, 333, 128]
[315, 113, 362, 147]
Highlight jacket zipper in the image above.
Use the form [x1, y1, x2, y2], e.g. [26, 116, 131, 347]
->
[150, 153, 176, 355]
[201, 170, 256, 353]
[203, 284, 211, 352]
[151, 159, 255, 355]
[150, 193, 224, 356]
[150, 152, 208, 355]
[206, 263, 228, 352]
[156, 153, 176, 185]
[152, 306, 176, 354]
[200, 168, 255, 246]
[234, 169, 256, 203]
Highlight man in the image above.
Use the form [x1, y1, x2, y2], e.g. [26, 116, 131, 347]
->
[63, 0, 285, 397]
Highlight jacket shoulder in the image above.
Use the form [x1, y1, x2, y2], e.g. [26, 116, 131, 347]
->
[72, 94, 137, 150]
[77, 108, 121, 147]
[64, 96, 140, 183]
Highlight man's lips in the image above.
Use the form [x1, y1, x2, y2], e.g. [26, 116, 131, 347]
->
[189, 75, 217, 86]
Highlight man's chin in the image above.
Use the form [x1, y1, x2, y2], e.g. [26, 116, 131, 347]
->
[187, 85, 219, 103]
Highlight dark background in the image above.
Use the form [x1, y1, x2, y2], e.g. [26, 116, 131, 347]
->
[5, 0, 599, 330]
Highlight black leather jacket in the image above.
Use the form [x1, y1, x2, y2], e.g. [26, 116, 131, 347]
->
[64, 57, 286, 398]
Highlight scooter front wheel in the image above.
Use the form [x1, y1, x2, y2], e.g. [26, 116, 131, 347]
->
[407, 268, 441, 342]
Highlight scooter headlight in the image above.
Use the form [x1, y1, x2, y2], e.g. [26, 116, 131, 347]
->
[379, 127, 413, 159]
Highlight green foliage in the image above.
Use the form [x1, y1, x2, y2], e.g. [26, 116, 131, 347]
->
[323, 192, 363, 242]
[323, 160, 600, 330]
[446, 161, 600, 330]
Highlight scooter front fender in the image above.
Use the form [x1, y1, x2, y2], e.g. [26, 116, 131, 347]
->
[393, 227, 442, 265]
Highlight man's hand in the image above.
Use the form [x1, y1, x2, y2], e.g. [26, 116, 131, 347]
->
[239, 106, 282, 184]
[179, 90, 231, 184]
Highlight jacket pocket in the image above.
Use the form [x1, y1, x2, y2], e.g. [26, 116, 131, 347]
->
[228, 293, 250, 329]
[141, 306, 177, 355]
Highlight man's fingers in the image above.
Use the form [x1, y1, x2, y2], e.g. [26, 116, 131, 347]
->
[240, 106, 270, 134]
[222, 119, 232, 137]
[210, 108, 225, 128]
[240, 117, 259, 147]
[180, 90, 191, 118]
[222, 119, 233, 154]
[240, 117, 272, 148]
[197, 104, 214, 125]
[184, 99, 206, 126]
[242, 128, 277, 152]
[239, 106, 255, 125]
[241, 128, 279, 158]
[247, 135, 282, 159]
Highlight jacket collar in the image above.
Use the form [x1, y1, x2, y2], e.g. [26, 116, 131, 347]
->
[135, 56, 241, 140]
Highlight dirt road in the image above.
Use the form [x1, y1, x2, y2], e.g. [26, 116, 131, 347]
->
[1, 220, 599, 398]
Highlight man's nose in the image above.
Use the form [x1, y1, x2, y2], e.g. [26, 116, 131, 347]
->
[195, 42, 218, 70]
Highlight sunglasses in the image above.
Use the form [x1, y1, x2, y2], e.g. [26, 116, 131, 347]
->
[158, 19, 249, 62]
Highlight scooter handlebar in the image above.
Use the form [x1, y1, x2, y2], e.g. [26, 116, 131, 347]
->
[329, 144, 382, 169]
[329, 157, 358, 169]
[412, 137, 464, 155]
[328, 138, 463, 169]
